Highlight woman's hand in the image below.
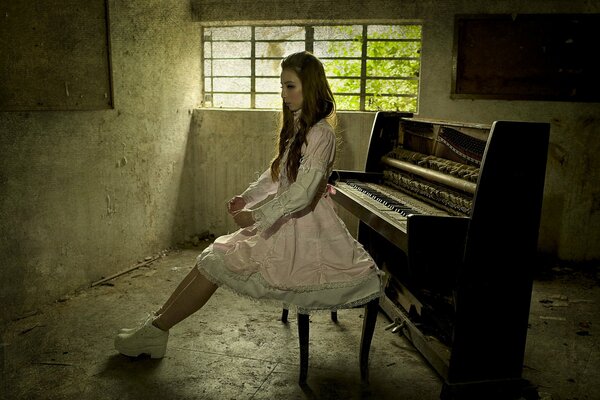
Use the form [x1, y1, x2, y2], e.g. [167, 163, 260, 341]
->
[232, 210, 255, 228]
[227, 196, 246, 215]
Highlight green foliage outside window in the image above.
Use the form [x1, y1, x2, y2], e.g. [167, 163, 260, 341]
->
[323, 25, 421, 112]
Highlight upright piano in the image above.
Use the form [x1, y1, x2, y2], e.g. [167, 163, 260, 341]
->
[330, 112, 549, 399]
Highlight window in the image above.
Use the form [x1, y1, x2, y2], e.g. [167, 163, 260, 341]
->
[202, 24, 422, 111]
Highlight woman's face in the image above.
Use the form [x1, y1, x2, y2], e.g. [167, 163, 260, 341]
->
[280, 68, 303, 112]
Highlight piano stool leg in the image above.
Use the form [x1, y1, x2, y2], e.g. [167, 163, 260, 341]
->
[359, 299, 379, 384]
[297, 313, 310, 384]
[281, 308, 289, 323]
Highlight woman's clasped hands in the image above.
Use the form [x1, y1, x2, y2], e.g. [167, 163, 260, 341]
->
[227, 196, 255, 228]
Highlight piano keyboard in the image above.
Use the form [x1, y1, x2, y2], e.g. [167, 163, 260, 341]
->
[336, 180, 449, 225]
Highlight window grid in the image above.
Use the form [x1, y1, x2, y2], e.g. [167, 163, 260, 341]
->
[359, 25, 368, 110]
[202, 24, 421, 111]
[250, 27, 256, 108]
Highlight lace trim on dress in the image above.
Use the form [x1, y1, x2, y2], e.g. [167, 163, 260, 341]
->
[252, 202, 282, 232]
[296, 292, 382, 314]
[196, 260, 383, 314]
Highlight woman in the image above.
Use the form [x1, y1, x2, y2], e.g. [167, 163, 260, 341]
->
[114, 51, 382, 359]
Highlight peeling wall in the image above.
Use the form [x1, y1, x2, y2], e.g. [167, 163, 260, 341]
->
[0, 0, 202, 324]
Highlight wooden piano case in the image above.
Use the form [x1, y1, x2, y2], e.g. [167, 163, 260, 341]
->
[330, 112, 550, 399]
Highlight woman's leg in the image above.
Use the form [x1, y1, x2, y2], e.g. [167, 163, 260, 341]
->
[114, 267, 217, 358]
[153, 268, 218, 331]
[119, 266, 212, 332]
[155, 266, 202, 315]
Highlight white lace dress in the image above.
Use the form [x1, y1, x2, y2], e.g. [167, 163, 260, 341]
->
[195, 116, 383, 313]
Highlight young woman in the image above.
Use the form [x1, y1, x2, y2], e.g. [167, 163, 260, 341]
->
[114, 51, 383, 359]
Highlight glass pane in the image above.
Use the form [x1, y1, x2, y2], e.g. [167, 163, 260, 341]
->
[213, 59, 251, 77]
[212, 93, 250, 108]
[256, 59, 284, 77]
[255, 42, 305, 59]
[314, 25, 362, 40]
[329, 78, 361, 94]
[204, 78, 212, 91]
[209, 41, 251, 58]
[255, 26, 305, 40]
[367, 59, 420, 77]
[367, 40, 421, 58]
[256, 94, 282, 109]
[324, 59, 362, 77]
[203, 42, 212, 58]
[256, 77, 281, 92]
[366, 79, 419, 95]
[314, 40, 362, 58]
[213, 77, 251, 92]
[365, 95, 417, 112]
[335, 95, 360, 111]
[204, 60, 212, 75]
[367, 25, 422, 40]
[205, 26, 251, 41]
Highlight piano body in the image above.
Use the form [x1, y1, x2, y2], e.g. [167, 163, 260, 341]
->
[330, 112, 549, 399]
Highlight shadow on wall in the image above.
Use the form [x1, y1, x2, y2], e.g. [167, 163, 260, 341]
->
[170, 111, 205, 248]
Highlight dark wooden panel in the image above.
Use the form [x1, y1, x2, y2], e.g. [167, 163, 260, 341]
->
[0, 0, 113, 111]
[452, 14, 600, 102]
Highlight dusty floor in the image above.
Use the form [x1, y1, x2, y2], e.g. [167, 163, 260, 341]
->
[1, 244, 598, 400]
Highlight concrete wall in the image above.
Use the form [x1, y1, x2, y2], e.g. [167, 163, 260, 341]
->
[0, 0, 202, 325]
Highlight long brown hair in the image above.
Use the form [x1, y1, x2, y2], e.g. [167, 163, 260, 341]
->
[270, 51, 336, 182]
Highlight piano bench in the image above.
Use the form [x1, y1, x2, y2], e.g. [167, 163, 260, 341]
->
[280, 298, 379, 385]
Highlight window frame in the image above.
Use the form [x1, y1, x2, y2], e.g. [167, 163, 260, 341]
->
[201, 23, 422, 111]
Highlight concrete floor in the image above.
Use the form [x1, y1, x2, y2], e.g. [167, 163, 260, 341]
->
[1, 244, 598, 400]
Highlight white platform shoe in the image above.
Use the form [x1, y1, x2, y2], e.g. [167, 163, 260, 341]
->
[119, 312, 158, 334]
[114, 316, 169, 359]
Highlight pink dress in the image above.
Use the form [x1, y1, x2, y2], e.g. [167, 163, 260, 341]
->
[195, 115, 383, 313]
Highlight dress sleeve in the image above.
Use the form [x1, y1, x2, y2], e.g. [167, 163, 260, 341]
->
[251, 122, 335, 231]
[240, 168, 279, 208]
